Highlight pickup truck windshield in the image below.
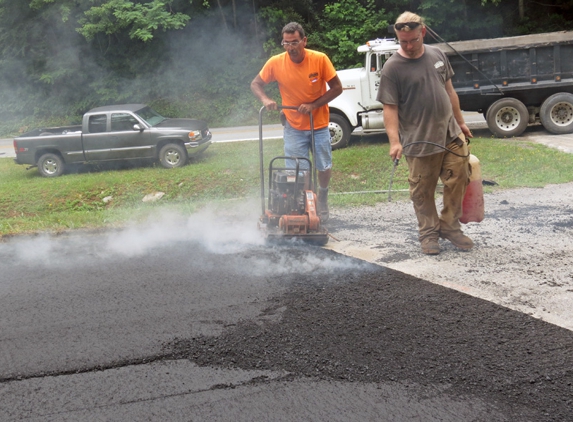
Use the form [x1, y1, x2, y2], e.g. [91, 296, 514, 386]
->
[134, 106, 167, 126]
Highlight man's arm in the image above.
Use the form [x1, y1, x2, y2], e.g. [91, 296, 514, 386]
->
[298, 75, 343, 115]
[445, 79, 472, 139]
[251, 75, 277, 110]
[383, 104, 402, 161]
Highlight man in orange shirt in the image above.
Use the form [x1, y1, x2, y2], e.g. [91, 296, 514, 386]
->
[251, 22, 342, 222]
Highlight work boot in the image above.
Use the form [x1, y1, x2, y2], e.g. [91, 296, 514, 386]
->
[440, 230, 474, 251]
[317, 187, 329, 223]
[420, 238, 440, 255]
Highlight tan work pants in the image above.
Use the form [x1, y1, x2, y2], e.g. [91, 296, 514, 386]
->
[405, 134, 471, 243]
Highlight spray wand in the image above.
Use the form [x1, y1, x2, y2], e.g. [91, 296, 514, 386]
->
[387, 158, 399, 202]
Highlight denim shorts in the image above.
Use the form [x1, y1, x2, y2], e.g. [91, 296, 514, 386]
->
[283, 122, 332, 172]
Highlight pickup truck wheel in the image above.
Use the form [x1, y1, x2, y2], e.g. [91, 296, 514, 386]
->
[37, 153, 64, 177]
[329, 114, 351, 150]
[540, 93, 573, 134]
[159, 143, 187, 169]
[486, 98, 529, 138]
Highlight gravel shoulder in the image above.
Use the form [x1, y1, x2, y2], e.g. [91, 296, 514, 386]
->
[326, 181, 573, 331]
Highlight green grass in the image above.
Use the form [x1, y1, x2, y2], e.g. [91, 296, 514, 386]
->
[2, 136, 573, 236]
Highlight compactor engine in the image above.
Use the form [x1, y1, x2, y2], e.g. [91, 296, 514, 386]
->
[269, 169, 310, 216]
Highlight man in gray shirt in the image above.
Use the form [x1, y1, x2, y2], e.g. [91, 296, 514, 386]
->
[377, 11, 474, 255]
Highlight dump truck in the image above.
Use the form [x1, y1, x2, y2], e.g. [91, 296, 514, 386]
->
[328, 30, 573, 149]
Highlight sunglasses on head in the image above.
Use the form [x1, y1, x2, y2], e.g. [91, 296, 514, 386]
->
[394, 22, 421, 31]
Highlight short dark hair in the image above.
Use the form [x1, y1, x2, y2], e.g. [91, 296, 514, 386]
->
[282, 22, 305, 39]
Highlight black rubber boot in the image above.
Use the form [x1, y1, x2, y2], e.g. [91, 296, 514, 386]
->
[318, 187, 329, 223]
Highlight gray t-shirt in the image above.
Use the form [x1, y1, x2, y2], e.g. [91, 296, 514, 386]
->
[376, 44, 461, 157]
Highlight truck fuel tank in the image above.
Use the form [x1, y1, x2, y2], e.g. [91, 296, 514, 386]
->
[360, 109, 385, 130]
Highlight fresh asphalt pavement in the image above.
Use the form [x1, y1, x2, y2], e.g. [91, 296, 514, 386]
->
[2, 204, 573, 420]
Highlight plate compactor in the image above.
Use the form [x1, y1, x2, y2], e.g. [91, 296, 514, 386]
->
[257, 106, 329, 245]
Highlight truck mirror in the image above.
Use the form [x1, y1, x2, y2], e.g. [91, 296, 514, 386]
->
[133, 124, 144, 132]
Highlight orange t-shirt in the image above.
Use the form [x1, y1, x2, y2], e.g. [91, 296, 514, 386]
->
[259, 49, 337, 130]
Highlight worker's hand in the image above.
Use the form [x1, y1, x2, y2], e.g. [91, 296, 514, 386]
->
[263, 99, 277, 111]
[459, 123, 473, 139]
[389, 142, 402, 161]
[298, 103, 314, 115]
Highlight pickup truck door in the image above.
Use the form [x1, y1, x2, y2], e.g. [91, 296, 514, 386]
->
[82, 114, 112, 161]
[108, 113, 153, 159]
[82, 113, 153, 161]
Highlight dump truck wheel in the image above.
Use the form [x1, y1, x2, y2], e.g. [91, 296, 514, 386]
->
[37, 153, 65, 177]
[486, 98, 529, 138]
[540, 93, 573, 135]
[159, 143, 187, 169]
[329, 114, 351, 150]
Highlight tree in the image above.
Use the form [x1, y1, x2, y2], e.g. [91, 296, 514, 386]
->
[314, 0, 389, 69]
[481, 0, 524, 19]
[479, 0, 573, 34]
[28, 0, 191, 42]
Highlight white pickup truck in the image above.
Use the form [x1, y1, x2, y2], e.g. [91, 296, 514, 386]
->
[328, 31, 573, 149]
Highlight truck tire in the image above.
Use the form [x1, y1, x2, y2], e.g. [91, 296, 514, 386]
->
[540, 93, 573, 135]
[485, 98, 529, 138]
[37, 153, 65, 177]
[329, 114, 352, 150]
[159, 143, 187, 169]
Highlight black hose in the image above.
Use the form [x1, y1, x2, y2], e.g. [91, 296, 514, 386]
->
[424, 25, 504, 96]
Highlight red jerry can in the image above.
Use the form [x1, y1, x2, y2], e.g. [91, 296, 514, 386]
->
[461, 154, 484, 224]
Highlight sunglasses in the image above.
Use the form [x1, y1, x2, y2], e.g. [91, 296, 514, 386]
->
[394, 22, 421, 31]
[281, 40, 302, 47]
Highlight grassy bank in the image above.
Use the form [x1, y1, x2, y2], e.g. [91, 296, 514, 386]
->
[2, 136, 573, 236]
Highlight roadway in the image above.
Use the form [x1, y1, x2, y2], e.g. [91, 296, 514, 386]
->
[0, 113, 484, 159]
[0, 124, 284, 159]
[3, 112, 573, 157]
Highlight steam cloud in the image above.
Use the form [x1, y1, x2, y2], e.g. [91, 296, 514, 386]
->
[0, 200, 369, 277]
